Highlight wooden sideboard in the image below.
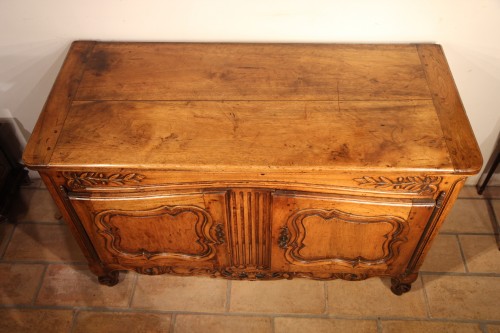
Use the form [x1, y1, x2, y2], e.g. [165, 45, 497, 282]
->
[23, 42, 482, 295]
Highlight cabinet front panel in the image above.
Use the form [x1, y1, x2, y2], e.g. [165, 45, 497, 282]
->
[68, 191, 229, 269]
[271, 192, 435, 274]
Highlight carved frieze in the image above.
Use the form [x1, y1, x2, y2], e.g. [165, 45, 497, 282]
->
[133, 265, 369, 281]
[353, 176, 442, 194]
[62, 171, 145, 188]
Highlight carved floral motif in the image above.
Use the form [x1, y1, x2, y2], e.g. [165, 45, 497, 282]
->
[62, 172, 145, 188]
[353, 176, 442, 194]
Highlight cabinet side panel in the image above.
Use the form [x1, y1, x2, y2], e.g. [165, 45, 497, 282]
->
[406, 177, 466, 273]
[39, 172, 103, 275]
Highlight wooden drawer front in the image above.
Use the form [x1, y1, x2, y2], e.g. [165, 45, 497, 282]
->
[271, 192, 435, 274]
[68, 191, 229, 269]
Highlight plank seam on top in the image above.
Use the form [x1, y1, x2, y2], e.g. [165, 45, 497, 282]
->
[70, 99, 435, 102]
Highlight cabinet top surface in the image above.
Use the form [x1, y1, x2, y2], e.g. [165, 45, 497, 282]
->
[24, 42, 482, 174]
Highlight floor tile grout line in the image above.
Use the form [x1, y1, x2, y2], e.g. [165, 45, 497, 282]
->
[31, 264, 48, 306]
[458, 196, 500, 200]
[170, 313, 177, 333]
[127, 272, 139, 308]
[69, 308, 80, 333]
[323, 281, 329, 315]
[480, 322, 489, 333]
[128, 273, 140, 309]
[0, 259, 88, 265]
[486, 198, 500, 240]
[14, 221, 66, 225]
[456, 234, 470, 273]
[14, 183, 48, 192]
[377, 318, 383, 333]
[0, 223, 17, 259]
[18, 186, 49, 192]
[271, 317, 276, 333]
[420, 274, 432, 319]
[1, 302, 499, 325]
[370, 316, 500, 325]
[489, 197, 500, 224]
[440, 231, 496, 236]
[420, 271, 500, 277]
[19, 185, 41, 190]
[225, 280, 232, 312]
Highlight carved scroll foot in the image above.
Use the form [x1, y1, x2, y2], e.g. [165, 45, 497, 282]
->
[391, 279, 412, 295]
[97, 271, 119, 286]
[390, 273, 418, 296]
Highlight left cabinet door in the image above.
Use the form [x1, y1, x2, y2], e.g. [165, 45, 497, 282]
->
[67, 190, 230, 270]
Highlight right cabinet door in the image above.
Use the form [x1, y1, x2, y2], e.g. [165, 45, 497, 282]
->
[271, 191, 436, 276]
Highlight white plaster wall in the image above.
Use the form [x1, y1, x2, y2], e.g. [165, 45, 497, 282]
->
[1, 0, 499, 183]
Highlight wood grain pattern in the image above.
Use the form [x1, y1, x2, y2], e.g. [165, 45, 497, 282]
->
[282, 207, 409, 267]
[75, 43, 431, 101]
[23, 42, 482, 295]
[49, 100, 452, 172]
[94, 205, 216, 258]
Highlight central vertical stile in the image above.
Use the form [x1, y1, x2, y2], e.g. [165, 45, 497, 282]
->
[228, 189, 272, 270]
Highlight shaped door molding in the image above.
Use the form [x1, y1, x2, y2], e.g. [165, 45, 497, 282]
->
[281, 208, 409, 268]
[94, 205, 220, 262]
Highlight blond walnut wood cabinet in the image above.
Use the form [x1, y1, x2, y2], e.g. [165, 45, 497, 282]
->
[23, 42, 482, 295]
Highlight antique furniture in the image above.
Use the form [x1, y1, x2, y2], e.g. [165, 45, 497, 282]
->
[23, 42, 482, 295]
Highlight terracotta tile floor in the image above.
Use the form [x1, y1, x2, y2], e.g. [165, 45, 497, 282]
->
[1, 182, 499, 333]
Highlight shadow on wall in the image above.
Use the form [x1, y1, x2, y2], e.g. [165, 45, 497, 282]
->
[0, 119, 27, 163]
[0, 40, 70, 144]
[0, 121, 30, 221]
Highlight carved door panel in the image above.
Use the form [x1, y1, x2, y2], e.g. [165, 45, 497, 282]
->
[68, 190, 229, 270]
[271, 191, 435, 275]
